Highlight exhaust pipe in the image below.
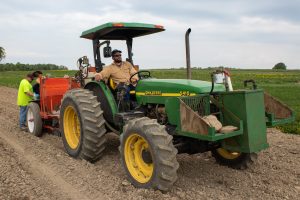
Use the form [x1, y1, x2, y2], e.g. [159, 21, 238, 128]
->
[185, 28, 192, 79]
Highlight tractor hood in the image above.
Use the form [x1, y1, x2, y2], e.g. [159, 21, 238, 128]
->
[136, 79, 225, 96]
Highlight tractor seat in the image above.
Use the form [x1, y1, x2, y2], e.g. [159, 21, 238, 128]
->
[108, 77, 135, 94]
[108, 77, 117, 90]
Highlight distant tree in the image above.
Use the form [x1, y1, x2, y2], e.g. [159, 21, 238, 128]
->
[273, 62, 287, 70]
[0, 62, 68, 71]
[0, 47, 6, 62]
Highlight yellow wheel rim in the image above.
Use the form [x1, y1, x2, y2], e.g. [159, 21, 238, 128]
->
[63, 106, 81, 149]
[217, 148, 241, 160]
[124, 134, 154, 183]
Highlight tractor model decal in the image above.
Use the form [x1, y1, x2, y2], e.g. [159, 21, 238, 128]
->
[136, 91, 196, 97]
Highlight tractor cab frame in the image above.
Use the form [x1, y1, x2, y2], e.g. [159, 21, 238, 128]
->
[80, 22, 165, 72]
[78, 22, 166, 129]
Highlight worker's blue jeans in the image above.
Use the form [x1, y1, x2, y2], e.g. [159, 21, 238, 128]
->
[19, 106, 27, 128]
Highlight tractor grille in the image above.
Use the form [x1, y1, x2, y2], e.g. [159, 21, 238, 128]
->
[179, 95, 210, 116]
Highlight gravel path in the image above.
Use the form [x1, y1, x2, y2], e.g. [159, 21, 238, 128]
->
[0, 86, 299, 200]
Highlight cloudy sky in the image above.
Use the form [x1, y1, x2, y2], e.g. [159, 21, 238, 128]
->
[1, 0, 299, 69]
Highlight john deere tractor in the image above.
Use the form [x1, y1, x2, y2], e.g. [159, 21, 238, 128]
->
[27, 22, 295, 191]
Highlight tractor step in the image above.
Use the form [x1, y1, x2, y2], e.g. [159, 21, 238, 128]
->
[114, 111, 145, 127]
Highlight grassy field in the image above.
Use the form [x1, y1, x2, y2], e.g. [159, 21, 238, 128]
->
[0, 69, 299, 134]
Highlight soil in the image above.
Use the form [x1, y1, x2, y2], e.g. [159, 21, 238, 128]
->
[0, 86, 299, 200]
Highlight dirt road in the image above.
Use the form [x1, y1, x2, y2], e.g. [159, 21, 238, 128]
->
[0, 86, 299, 200]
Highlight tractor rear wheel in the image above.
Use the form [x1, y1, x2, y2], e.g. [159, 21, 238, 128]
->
[211, 148, 257, 169]
[26, 102, 43, 137]
[60, 88, 106, 162]
[120, 117, 179, 191]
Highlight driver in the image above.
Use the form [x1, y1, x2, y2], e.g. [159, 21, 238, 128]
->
[94, 49, 139, 85]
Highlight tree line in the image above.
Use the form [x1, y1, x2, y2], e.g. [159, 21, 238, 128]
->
[0, 46, 288, 71]
[0, 62, 68, 71]
[0, 47, 68, 71]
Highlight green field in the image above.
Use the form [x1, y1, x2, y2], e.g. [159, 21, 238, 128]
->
[0, 69, 299, 134]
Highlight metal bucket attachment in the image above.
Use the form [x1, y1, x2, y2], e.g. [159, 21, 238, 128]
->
[177, 95, 243, 142]
[180, 100, 210, 135]
[264, 92, 295, 126]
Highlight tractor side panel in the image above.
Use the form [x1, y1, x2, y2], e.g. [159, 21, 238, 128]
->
[217, 90, 269, 153]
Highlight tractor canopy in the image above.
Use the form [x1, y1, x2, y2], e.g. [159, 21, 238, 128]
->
[80, 22, 165, 40]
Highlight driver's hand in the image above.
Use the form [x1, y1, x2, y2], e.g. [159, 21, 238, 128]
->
[132, 77, 138, 82]
[94, 73, 103, 81]
[131, 79, 138, 86]
[132, 75, 139, 82]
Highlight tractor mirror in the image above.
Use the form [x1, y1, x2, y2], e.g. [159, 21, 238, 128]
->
[103, 46, 112, 58]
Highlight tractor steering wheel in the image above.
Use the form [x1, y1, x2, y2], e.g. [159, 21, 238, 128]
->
[130, 70, 151, 84]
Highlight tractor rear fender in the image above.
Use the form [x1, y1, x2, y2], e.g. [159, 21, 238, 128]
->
[84, 81, 118, 126]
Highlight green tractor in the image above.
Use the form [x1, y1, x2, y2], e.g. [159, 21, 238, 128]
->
[58, 22, 294, 191]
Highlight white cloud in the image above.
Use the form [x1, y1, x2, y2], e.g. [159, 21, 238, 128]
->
[0, 0, 299, 69]
[8, 50, 52, 58]
[239, 16, 300, 33]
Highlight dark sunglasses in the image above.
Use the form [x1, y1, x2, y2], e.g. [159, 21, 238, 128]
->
[113, 54, 122, 57]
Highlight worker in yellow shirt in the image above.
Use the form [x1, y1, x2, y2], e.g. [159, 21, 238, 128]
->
[17, 73, 34, 131]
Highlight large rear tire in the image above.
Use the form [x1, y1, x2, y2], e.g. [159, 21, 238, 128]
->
[211, 148, 257, 169]
[60, 88, 106, 162]
[120, 117, 179, 191]
[26, 102, 43, 137]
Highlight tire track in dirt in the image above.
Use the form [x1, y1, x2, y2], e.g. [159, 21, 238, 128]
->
[0, 127, 89, 200]
[0, 114, 117, 200]
[0, 140, 60, 200]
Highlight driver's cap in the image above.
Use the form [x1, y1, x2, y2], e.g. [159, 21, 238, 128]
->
[111, 49, 122, 56]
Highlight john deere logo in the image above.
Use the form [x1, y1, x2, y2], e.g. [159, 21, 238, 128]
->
[145, 91, 162, 95]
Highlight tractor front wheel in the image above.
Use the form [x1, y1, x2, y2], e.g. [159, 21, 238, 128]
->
[120, 117, 179, 191]
[26, 102, 43, 137]
[211, 148, 257, 169]
[60, 89, 106, 162]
